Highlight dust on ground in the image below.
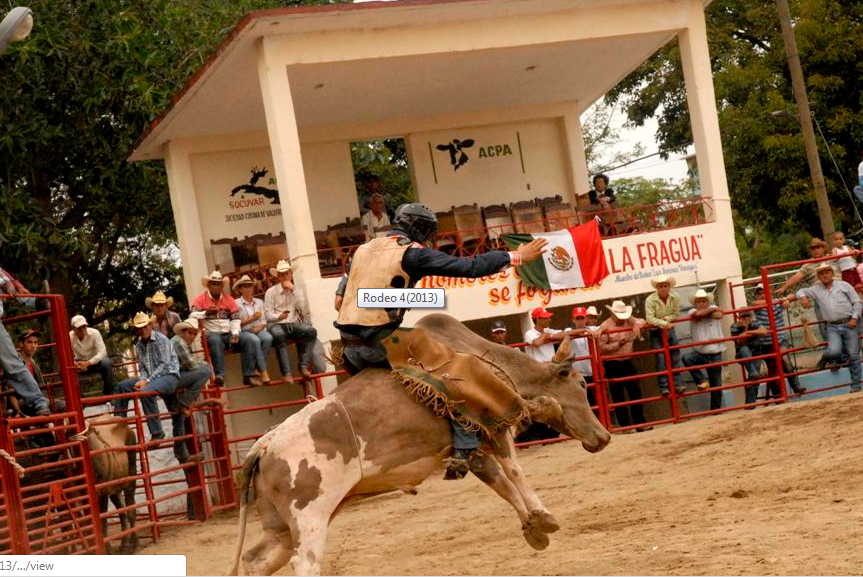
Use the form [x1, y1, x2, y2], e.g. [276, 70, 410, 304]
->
[140, 393, 863, 575]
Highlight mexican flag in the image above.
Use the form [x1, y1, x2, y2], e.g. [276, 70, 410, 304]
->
[503, 220, 609, 289]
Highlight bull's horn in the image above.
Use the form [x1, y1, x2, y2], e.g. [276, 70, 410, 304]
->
[70, 422, 90, 442]
[552, 335, 572, 364]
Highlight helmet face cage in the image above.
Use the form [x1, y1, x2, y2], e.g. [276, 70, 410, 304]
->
[394, 203, 438, 243]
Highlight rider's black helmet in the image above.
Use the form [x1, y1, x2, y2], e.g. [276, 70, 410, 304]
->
[393, 203, 438, 243]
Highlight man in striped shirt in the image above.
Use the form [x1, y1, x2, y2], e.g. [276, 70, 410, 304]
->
[751, 285, 805, 398]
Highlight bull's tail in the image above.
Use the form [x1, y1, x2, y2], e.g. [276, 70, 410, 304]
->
[229, 439, 265, 576]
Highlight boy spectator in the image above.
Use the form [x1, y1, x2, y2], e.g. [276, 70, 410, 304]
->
[190, 271, 243, 386]
[598, 300, 650, 431]
[831, 231, 862, 288]
[489, 320, 508, 345]
[752, 286, 806, 397]
[682, 290, 725, 410]
[730, 310, 767, 407]
[265, 260, 317, 380]
[645, 275, 685, 396]
[113, 312, 181, 441]
[785, 264, 862, 393]
[234, 275, 271, 385]
[524, 307, 564, 362]
[69, 314, 114, 396]
[146, 291, 181, 336]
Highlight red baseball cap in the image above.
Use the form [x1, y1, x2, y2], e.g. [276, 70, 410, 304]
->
[531, 307, 553, 319]
[571, 306, 588, 318]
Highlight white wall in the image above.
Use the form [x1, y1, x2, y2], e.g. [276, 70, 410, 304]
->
[408, 118, 571, 211]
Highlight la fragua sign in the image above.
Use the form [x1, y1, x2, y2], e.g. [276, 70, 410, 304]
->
[417, 231, 706, 307]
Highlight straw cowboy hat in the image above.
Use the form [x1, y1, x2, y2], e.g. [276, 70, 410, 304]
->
[145, 290, 174, 309]
[203, 270, 224, 284]
[815, 262, 835, 272]
[173, 317, 199, 335]
[232, 274, 255, 292]
[692, 288, 714, 303]
[131, 311, 153, 329]
[650, 274, 676, 288]
[269, 259, 292, 278]
[606, 300, 633, 320]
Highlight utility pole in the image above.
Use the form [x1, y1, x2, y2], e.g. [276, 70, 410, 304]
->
[775, 0, 833, 238]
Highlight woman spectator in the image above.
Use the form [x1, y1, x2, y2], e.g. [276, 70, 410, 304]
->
[234, 275, 272, 385]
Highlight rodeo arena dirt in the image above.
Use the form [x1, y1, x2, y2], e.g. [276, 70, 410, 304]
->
[1, 252, 863, 575]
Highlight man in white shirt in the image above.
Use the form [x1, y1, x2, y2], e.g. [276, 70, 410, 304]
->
[360, 193, 391, 240]
[681, 289, 726, 410]
[264, 260, 318, 380]
[523, 307, 565, 363]
[69, 315, 114, 396]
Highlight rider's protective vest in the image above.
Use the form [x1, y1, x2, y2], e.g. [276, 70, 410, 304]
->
[336, 236, 419, 328]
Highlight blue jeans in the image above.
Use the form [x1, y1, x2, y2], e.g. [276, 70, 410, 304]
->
[736, 345, 762, 404]
[79, 356, 115, 396]
[825, 323, 861, 391]
[683, 350, 723, 410]
[176, 364, 211, 408]
[650, 328, 683, 392]
[206, 332, 237, 379]
[269, 323, 317, 374]
[0, 319, 48, 414]
[113, 374, 180, 437]
[238, 330, 271, 376]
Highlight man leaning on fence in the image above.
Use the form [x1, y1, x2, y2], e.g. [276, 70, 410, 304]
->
[645, 274, 685, 396]
[784, 263, 863, 393]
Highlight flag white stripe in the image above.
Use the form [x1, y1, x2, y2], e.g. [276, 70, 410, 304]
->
[535, 230, 584, 289]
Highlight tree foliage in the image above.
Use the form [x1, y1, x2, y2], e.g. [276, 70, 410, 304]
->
[351, 138, 416, 214]
[0, 0, 345, 333]
[606, 0, 863, 270]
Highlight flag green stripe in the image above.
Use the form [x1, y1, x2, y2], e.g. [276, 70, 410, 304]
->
[502, 234, 550, 289]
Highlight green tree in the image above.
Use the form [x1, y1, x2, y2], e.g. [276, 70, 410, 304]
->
[611, 176, 693, 207]
[351, 138, 416, 214]
[606, 0, 863, 268]
[0, 0, 345, 334]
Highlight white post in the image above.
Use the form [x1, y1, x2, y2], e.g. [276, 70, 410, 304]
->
[562, 105, 590, 205]
[165, 141, 210, 299]
[257, 37, 321, 281]
[678, 0, 735, 239]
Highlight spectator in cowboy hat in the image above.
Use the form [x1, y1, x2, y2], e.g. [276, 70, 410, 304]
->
[146, 291, 181, 337]
[69, 314, 114, 396]
[598, 300, 650, 432]
[523, 307, 565, 363]
[682, 289, 726, 411]
[190, 270, 252, 386]
[264, 260, 318, 380]
[645, 274, 685, 396]
[171, 317, 212, 416]
[113, 312, 181, 442]
[585, 305, 600, 329]
[776, 237, 841, 294]
[489, 320, 508, 345]
[234, 274, 272, 385]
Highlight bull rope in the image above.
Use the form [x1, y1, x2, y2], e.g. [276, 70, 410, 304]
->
[0, 448, 25, 478]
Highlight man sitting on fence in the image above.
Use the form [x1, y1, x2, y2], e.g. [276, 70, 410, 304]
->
[264, 260, 318, 381]
[190, 271, 242, 386]
[113, 312, 181, 442]
[70, 314, 114, 396]
[146, 291, 181, 337]
[682, 290, 725, 411]
[784, 263, 862, 393]
[752, 285, 806, 398]
[730, 310, 767, 407]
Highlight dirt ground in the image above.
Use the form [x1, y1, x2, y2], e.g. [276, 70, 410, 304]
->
[140, 393, 863, 575]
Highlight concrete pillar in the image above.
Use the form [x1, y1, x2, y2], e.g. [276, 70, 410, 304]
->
[678, 0, 736, 243]
[164, 141, 209, 299]
[562, 104, 591, 204]
[256, 37, 321, 281]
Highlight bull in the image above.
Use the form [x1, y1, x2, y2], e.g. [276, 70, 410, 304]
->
[71, 416, 138, 554]
[231, 313, 611, 575]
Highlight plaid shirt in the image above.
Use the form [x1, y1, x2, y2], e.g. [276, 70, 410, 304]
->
[136, 330, 179, 380]
[171, 335, 208, 372]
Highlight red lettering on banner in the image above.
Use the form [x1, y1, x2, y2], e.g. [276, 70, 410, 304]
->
[621, 247, 633, 272]
[691, 235, 702, 259]
[647, 243, 659, 267]
[500, 286, 511, 303]
[659, 240, 670, 264]
[637, 244, 648, 269]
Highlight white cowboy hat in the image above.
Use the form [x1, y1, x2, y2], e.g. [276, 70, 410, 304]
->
[131, 311, 153, 329]
[202, 270, 224, 284]
[585, 306, 599, 316]
[815, 262, 835, 272]
[70, 314, 88, 329]
[606, 300, 633, 320]
[145, 290, 174, 309]
[692, 289, 714, 303]
[232, 274, 255, 291]
[173, 317, 199, 334]
[269, 259, 292, 278]
[651, 274, 677, 288]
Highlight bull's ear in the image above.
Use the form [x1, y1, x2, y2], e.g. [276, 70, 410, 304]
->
[552, 335, 572, 364]
[552, 362, 571, 378]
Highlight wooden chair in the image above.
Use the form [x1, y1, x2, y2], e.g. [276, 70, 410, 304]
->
[543, 202, 576, 232]
[434, 210, 458, 253]
[510, 200, 545, 234]
[452, 204, 485, 253]
[482, 204, 514, 241]
[535, 195, 564, 209]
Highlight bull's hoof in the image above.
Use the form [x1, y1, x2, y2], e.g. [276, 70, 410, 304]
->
[522, 521, 550, 550]
[529, 510, 560, 534]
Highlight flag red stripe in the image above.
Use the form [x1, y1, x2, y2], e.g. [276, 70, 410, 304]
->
[568, 220, 609, 286]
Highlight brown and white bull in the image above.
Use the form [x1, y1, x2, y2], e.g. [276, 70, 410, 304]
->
[72, 416, 138, 554]
[231, 313, 610, 575]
